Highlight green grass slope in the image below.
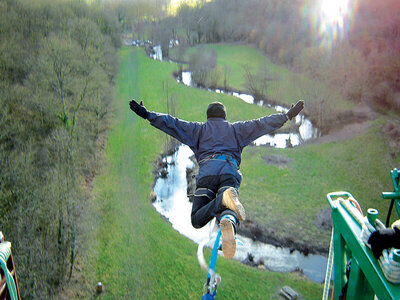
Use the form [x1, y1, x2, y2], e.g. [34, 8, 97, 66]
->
[240, 119, 399, 251]
[80, 47, 324, 299]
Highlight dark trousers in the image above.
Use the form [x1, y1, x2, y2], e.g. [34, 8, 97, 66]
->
[191, 174, 240, 229]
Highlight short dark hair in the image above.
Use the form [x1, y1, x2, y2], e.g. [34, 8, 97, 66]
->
[206, 102, 226, 119]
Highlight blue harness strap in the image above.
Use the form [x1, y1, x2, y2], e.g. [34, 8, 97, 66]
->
[199, 153, 239, 169]
[211, 154, 239, 169]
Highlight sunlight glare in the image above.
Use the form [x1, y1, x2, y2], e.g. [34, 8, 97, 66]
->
[321, 0, 348, 24]
[314, 0, 354, 49]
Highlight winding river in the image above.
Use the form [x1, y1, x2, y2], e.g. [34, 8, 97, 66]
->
[149, 45, 328, 283]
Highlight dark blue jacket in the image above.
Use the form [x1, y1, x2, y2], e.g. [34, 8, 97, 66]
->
[147, 111, 288, 182]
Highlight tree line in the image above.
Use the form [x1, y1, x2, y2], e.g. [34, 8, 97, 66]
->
[142, 0, 400, 113]
[0, 0, 120, 297]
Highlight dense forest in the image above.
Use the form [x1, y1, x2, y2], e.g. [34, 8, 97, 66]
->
[0, 0, 120, 297]
[138, 0, 400, 112]
[1, 0, 399, 297]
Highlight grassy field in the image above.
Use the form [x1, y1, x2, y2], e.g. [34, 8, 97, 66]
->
[170, 43, 354, 110]
[240, 117, 399, 251]
[76, 47, 325, 299]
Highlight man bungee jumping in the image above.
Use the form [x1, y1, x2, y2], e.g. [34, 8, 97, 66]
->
[129, 99, 304, 258]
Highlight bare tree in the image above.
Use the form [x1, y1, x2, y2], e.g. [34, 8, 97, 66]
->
[243, 64, 278, 101]
[188, 46, 217, 88]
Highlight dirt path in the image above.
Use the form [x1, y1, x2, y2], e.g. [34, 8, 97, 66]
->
[308, 103, 377, 145]
[311, 121, 372, 144]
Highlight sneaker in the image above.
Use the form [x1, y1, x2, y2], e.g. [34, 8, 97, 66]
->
[222, 187, 246, 221]
[220, 218, 236, 259]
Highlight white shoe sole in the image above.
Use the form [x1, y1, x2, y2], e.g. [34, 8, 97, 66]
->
[220, 218, 236, 259]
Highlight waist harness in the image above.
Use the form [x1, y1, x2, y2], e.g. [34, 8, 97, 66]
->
[199, 153, 239, 169]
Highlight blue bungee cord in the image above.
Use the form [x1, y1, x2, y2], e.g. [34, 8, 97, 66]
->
[200, 215, 237, 299]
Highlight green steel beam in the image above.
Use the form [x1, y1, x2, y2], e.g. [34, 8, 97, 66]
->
[346, 258, 374, 299]
[332, 227, 346, 298]
[382, 168, 400, 219]
[327, 192, 400, 300]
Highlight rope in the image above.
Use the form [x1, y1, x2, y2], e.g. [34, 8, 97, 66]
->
[322, 230, 334, 300]
[197, 239, 209, 272]
[379, 250, 400, 284]
[339, 197, 364, 227]
[361, 216, 385, 246]
[361, 214, 400, 284]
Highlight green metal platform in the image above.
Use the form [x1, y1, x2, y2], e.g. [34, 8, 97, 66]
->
[327, 191, 400, 299]
[326, 168, 400, 299]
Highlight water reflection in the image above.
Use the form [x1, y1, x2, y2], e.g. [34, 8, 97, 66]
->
[153, 144, 328, 283]
[151, 45, 163, 61]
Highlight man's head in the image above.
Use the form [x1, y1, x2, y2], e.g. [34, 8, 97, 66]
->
[206, 102, 226, 119]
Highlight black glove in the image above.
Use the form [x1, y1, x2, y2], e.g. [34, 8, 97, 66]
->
[129, 99, 149, 119]
[286, 100, 304, 120]
[368, 227, 400, 259]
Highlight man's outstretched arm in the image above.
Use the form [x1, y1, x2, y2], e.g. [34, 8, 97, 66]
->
[233, 100, 304, 147]
[129, 99, 201, 148]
